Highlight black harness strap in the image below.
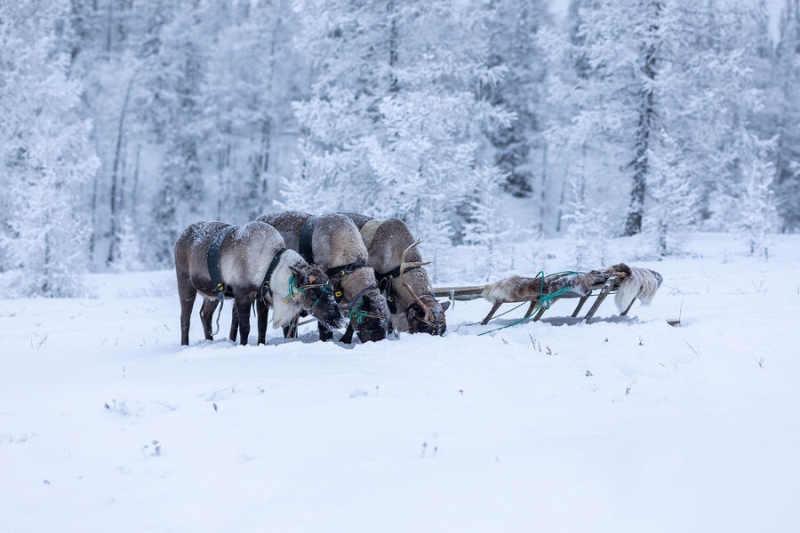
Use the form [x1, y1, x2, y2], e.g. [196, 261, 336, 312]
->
[207, 225, 237, 300]
[326, 261, 368, 281]
[347, 283, 379, 311]
[375, 264, 422, 314]
[325, 261, 368, 303]
[258, 248, 287, 300]
[298, 216, 319, 265]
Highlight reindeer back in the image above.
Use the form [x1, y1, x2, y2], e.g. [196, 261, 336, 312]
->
[257, 211, 313, 253]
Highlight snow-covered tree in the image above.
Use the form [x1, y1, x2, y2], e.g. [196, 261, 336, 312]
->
[772, 0, 800, 231]
[546, 0, 771, 251]
[204, 0, 305, 224]
[144, 0, 207, 265]
[645, 131, 697, 256]
[0, 0, 98, 296]
[736, 146, 776, 258]
[563, 175, 608, 270]
[482, 0, 551, 198]
[287, 0, 513, 246]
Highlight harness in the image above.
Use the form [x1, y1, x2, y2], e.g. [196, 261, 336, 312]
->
[375, 264, 422, 313]
[258, 248, 287, 300]
[299, 215, 385, 326]
[326, 261, 369, 302]
[298, 215, 319, 264]
[207, 225, 237, 301]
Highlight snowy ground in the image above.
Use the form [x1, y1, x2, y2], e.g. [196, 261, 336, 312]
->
[1, 232, 799, 532]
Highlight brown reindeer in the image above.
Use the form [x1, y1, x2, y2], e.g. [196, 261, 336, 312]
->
[341, 214, 449, 335]
[257, 212, 391, 343]
[174, 221, 342, 346]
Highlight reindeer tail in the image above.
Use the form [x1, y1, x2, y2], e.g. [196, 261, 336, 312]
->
[614, 267, 663, 312]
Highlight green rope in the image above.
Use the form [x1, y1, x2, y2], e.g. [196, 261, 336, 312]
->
[348, 298, 367, 324]
[477, 269, 584, 337]
[282, 275, 302, 303]
[310, 283, 328, 309]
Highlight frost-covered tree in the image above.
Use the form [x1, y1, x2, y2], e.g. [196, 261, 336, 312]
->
[546, 0, 771, 250]
[204, 0, 305, 224]
[482, 0, 551, 198]
[772, 0, 800, 231]
[646, 131, 697, 256]
[145, 0, 207, 265]
[563, 175, 608, 270]
[287, 0, 513, 246]
[736, 145, 776, 258]
[0, 0, 98, 296]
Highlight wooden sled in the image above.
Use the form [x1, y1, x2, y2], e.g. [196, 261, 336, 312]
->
[434, 263, 663, 326]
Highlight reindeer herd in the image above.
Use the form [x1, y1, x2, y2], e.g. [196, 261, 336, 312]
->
[174, 211, 664, 347]
[175, 211, 449, 346]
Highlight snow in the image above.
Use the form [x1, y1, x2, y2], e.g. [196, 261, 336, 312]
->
[2, 232, 799, 532]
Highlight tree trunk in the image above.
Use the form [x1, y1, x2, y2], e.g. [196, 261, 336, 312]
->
[107, 69, 138, 266]
[624, 1, 662, 236]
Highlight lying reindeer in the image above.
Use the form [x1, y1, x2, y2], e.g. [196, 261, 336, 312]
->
[174, 221, 343, 346]
[341, 214, 449, 335]
[257, 211, 391, 343]
[480, 263, 663, 324]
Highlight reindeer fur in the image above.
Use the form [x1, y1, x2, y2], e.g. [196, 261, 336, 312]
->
[258, 211, 390, 342]
[614, 267, 663, 312]
[174, 221, 341, 346]
[361, 218, 449, 335]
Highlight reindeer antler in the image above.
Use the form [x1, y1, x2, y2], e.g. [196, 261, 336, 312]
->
[399, 239, 433, 323]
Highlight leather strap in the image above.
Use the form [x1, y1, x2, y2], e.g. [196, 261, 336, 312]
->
[298, 216, 319, 265]
[206, 225, 237, 300]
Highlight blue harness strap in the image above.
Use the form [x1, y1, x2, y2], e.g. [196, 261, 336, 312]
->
[298, 215, 319, 265]
[207, 225, 237, 300]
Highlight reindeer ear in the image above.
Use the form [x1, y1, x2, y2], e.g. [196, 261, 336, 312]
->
[288, 264, 303, 279]
[440, 300, 451, 311]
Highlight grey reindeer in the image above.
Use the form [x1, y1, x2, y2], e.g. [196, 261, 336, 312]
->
[341, 214, 449, 336]
[256, 211, 391, 344]
[174, 221, 343, 346]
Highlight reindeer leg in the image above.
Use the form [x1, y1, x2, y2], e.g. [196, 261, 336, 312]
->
[178, 281, 197, 346]
[571, 296, 589, 318]
[199, 298, 220, 341]
[235, 296, 252, 346]
[229, 305, 239, 342]
[532, 305, 548, 322]
[481, 301, 503, 325]
[283, 315, 299, 339]
[257, 298, 269, 345]
[318, 320, 333, 342]
[340, 323, 355, 344]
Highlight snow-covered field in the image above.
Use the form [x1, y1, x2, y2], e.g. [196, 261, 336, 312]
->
[1, 232, 799, 532]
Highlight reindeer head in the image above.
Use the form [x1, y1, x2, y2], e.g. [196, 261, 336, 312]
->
[288, 264, 344, 331]
[339, 268, 391, 343]
[398, 239, 449, 336]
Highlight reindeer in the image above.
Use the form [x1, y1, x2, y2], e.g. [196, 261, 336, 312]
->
[480, 263, 663, 324]
[174, 221, 343, 346]
[257, 212, 391, 343]
[341, 214, 449, 335]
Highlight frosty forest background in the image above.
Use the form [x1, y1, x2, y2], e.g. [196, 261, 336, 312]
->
[1, 0, 798, 298]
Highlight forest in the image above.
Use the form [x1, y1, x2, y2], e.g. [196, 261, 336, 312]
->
[1, 0, 799, 297]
